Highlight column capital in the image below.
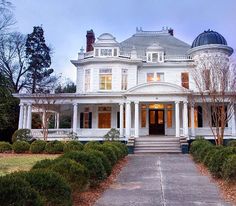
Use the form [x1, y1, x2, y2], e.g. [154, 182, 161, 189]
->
[27, 103, 32, 106]
[19, 103, 24, 106]
[183, 100, 188, 104]
[175, 101, 180, 104]
[126, 100, 131, 104]
[73, 102, 78, 106]
[119, 102, 124, 106]
[134, 101, 139, 104]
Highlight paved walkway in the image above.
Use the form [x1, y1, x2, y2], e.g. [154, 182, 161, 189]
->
[95, 154, 231, 206]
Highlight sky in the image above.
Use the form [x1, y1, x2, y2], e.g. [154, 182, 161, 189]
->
[11, 0, 236, 81]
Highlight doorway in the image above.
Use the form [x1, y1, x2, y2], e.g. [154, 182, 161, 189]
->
[149, 109, 165, 135]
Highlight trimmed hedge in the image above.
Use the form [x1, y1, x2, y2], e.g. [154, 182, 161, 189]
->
[0, 141, 12, 153]
[85, 149, 112, 176]
[63, 141, 84, 153]
[13, 170, 72, 206]
[32, 159, 56, 170]
[50, 158, 89, 191]
[84, 141, 101, 150]
[97, 145, 117, 166]
[0, 175, 43, 206]
[12, 141, 30, 153]
[222, 154, 236, 181]
[227, 140, 236, 147]
[190, 139, 236, 180]
[62, 151, 106, 186]
[208, 147, 236, 178]
[12, 129, 32, 143]
[30, 140, 46, 153]
[45, 140, 64, 154]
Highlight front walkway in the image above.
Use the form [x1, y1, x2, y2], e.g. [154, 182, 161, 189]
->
[95, 154, 231, 206]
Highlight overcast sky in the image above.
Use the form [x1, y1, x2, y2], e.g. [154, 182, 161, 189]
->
[11, 0, 236, 81]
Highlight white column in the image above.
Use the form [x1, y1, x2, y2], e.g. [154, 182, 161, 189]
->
[134, 101, 139, 138]
[23, 105, 28, 129]
[56, 112, 60, 129]
[18, 103, 24, 129]
[183, 101, 189, 137]
[73, 103, 78, 133]
[175, 101, 180, 137]
[119, 103, 124, 138]
[190, 103, 195, 137]
[26, 103, 32, 129]
[125, 101, 131, 140]
[232, 104, 236, 136]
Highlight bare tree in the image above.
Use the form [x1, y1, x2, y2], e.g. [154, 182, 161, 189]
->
[0, 32, 29, 93]
[0, 0, 15, 35]
[191, 53, 236, 145]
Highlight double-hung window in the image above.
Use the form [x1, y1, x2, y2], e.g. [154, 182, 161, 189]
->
[99, 69, 112, 90]
[84, 69, 90, 92]
[147, 72, 164, 82]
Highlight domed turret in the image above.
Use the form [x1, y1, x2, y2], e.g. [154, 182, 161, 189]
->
[191, 30, 227, 48]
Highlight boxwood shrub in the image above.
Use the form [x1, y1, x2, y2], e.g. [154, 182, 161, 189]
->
[202, 146, 223, 167]
[63, 141, 83, 153]
[84, 141, 101, 150]
[12, 129, 32, 143]
[110, 142, 128, 157]
[62, 151, 106, 186]
[208, 147, 236, 178]
[222, 154, 236, 181]
[227, 140, 236, 147]
[103, 142, 123, 160]
[13, 170, 72, 206]
[30, 140, 46, 153]
[50, 158, 89, 191]
[97, 145, 117, 166]
[12, 141, 30, 153]
[0, 141, 12, 153]
[85, 149, 112, 176]
[32, 159, 56, 170]
[45, 140, 64, 154]
[0, 175, 43, 206]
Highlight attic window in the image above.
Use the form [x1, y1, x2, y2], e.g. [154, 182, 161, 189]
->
[146, 52, 164, 63]
[101, 49, 112, 56]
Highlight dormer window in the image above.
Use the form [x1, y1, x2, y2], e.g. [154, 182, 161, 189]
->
[101, 48, 112, 56]
[146, 43, 164, 63]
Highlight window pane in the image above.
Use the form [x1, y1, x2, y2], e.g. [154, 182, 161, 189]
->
[158, 111, 164, 124]
[85, 69, 90, 92]
[121, 69, 128, 90]
[152, 53, 158, 62]
[150, 111, 155, 124]
[100, 49, 112, 56]
[141, 109, 146, 128]
[181, 72, 189, 89]
[147, 73, 154, 82]
[167, 110, 172, 128]
[114, 48, 117, 56]
[84, 112, 89, 128]
[149, 104, 164, 109]
[156, 73, 164, 81]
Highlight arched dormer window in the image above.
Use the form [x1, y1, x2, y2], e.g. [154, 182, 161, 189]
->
[146, 43, 164, 63]
[93, 33, 120, 57]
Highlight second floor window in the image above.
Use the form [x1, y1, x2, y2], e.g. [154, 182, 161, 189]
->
[181, 72, 189, 89]
[147, 72, 164, 82]
[99, 69, 112, 90]
[121, 69, 128, 90]
[84, 69, 90, 92]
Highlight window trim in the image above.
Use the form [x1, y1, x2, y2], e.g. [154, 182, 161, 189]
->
[99, 68, 112, 91]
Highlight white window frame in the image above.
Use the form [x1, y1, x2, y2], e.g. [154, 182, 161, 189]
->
[146, 72, 164, 82]
[121, 69, 128, 90]
[84, 69, 91, 92]
[99, 68, 112, 90]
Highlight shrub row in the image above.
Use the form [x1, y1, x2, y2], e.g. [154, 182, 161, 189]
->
[0, 140, 84, 154]
[190, 139, 236, 181]
[0, 141, 128, 205]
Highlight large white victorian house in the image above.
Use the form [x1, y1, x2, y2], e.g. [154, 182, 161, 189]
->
[14, 27, 236, 143]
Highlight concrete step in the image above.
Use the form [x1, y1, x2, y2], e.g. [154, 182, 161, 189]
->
[136, 139, 179, 142]
[135, 142, 179, 145]
[134, 150, 181, 153]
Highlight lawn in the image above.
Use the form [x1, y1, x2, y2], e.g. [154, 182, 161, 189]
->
[0, 154, 59, 176]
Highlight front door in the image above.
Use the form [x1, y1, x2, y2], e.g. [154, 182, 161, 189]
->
[149, 109, 165, 135]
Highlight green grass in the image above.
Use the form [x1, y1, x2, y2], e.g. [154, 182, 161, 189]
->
[0, 154, 59, 176]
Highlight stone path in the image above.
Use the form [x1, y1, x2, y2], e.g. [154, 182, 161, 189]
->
[95, 154, 231, 206]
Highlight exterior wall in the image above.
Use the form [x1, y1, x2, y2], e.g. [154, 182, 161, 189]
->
[76, 62, 138, 93]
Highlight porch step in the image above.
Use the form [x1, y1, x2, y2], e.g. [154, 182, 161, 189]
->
[134, 136, 181, 154]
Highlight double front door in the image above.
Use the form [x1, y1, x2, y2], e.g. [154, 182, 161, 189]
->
[149, 109, 165, 135]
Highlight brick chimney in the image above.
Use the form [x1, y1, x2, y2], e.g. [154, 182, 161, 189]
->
[86, 29, 95, 52]
[168, 28, 174, 36]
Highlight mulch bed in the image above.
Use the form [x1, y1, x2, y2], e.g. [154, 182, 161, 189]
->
[195, 161, 236, 205]
[73, 157, 128, 206]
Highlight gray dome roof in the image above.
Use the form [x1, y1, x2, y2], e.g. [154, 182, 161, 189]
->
[191, 30, 227, 48]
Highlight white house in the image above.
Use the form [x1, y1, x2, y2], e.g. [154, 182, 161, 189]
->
[14, 27, 236, 143]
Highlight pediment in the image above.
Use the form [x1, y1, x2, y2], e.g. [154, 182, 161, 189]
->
[126, 82, 189, 94]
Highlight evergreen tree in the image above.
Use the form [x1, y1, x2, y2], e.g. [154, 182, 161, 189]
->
[25, 26, 55, 93]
